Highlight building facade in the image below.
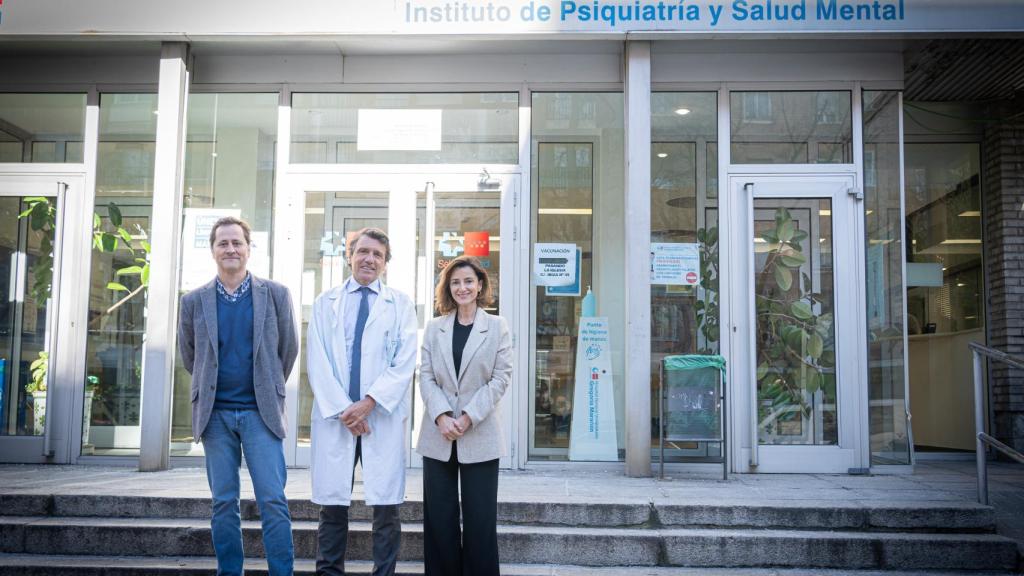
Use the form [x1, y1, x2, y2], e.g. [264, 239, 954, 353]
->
[0, 0, 1022, 475]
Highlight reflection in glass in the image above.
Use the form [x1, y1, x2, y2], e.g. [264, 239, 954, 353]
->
[170, 93, 280, 455]
[531, 92, 625, 461]
[82, 94, 158, 456]
[533, 142, 593, 456]
[0, 93, 86, 163]
[754, 200, 838, 445]
[650, 92, 720, 462]
[731, 92, 852, 164]
[905, 140, 984, 453]
[1, 196, 58, 437]
[431, 191, 501, 317]
[863, 91, 910, 465]
[291, 93, 519, 164]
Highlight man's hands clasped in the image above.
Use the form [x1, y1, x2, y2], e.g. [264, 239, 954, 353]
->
[340, 397, 376, 436]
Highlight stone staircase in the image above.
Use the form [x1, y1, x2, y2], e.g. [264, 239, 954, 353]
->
[0, 493, 1019, 574]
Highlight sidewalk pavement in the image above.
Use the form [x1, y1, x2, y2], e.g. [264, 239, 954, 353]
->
[1, 459, 1021, 543]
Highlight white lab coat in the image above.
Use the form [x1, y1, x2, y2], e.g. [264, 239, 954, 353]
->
[306, 282, 418, 506]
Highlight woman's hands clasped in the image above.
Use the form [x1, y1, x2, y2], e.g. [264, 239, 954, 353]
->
[435, 413, 472, 442]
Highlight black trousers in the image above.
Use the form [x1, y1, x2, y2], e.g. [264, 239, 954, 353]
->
[422, 443, 500, 576]
[317, 437, 401, 576]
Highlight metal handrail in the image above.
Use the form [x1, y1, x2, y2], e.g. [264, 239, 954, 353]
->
[971, 342, 1024, 504]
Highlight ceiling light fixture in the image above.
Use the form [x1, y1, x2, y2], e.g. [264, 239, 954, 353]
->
[537, 208, 593, 215]
[674, 108, 691, 116]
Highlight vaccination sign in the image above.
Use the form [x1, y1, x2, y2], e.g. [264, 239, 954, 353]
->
[534, 243, 577, 287]
[1, 1, 1022, 35]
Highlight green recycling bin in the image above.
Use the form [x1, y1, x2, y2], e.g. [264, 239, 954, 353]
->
[659, 354, 727, 480]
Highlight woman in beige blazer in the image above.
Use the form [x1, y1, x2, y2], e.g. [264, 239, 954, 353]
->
[416, 255, 512, 576]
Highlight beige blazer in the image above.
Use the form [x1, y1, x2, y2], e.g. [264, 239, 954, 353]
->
[416, 308, 512, 464]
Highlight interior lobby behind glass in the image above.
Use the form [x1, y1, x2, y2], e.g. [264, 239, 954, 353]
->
[290, 93, 518, 164]
[83, 94, 158, 456]
[649, 92, 720, 461]
[530, 93, 625, 460]
[0, 93, 86, 163]
[863, 91, 911, 465]
[904, 133, 984, 454]
[170, 93, 279, 456]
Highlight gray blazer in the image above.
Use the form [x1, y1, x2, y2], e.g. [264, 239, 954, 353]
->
[177, 275, 299, 440]
[416, 308, 512, 464]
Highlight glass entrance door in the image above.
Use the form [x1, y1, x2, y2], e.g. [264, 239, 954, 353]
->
[0, 176, 76, 463]
[283, 172, 517, 469]
[732, 174, 866, 473]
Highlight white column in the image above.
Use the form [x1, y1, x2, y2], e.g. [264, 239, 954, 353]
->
[139, 42, 190, 472]
[624, 41, 652, 477]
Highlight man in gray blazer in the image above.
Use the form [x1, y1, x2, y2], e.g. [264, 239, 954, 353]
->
[178, 216, 299, 576]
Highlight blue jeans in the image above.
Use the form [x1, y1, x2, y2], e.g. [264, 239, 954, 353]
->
[203, 408, 294, 576]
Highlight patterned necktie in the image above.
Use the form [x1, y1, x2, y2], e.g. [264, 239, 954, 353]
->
[349, 286, 371, 403]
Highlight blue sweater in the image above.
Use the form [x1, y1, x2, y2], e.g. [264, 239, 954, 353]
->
[214, 287, 257, 410]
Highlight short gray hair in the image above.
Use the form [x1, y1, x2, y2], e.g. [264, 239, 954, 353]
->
[347, 227, 392, 262]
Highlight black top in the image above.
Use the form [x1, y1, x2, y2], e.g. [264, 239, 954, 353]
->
[452, 320, 474, 377]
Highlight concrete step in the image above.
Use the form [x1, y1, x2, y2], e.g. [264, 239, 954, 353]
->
[0, 555, 1016, 576]
[0, 517, 1017, 571]
[0, 494, 997, 533]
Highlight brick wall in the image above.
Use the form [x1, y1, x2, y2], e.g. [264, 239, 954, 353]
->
[983, 99, 1024, 452]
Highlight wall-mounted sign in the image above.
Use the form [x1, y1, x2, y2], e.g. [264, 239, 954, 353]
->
[546, 246, 582, 297]
[651, 242, 700, 286]
[533, 243, 576, 287]
[438, 230, 463, 257]
[2, 1, 1022, 36]
[181, 208, 269, 291]
[464, 231, 490, 256]
[569, 316, 617, 461]
[357, 109, 442, 151]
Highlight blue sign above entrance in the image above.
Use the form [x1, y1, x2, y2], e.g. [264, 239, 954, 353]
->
[0, 0, 1021, 36]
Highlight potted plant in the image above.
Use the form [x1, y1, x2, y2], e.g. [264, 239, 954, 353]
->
[26, 351, 98, 439]
[26, 351, 48, 435]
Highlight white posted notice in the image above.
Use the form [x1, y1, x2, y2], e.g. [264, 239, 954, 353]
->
[357, 109, 442, 151]
[181, 208, 269, 291]
[569, 317, 618, 461]
[651, 242, 701, 286]
[533, 243, 577, 287]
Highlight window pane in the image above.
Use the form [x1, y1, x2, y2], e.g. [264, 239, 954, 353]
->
[0, 93, 86, 163]
[531, 93, 624, 461]
[905, 139, 984, 454]
[83, 94, 159, 456]
[171, 93, 279, 455]
[731, 91, 852, 164]
[863, 91, 910, 465]
[291, 93, 518, 164]
[650, 92, 721, 462]
[1, 196, 60, 437]
[754, 199, 838, 446]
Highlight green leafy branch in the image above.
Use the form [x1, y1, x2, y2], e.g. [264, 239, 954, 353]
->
[17, 197, 57, 304]
[755, 207, 836, 421]
[92, 203, 151, 318]
[695, 225, 720, 354]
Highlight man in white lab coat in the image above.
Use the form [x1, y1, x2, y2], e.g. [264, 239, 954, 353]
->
[306, 227, 418, 576]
